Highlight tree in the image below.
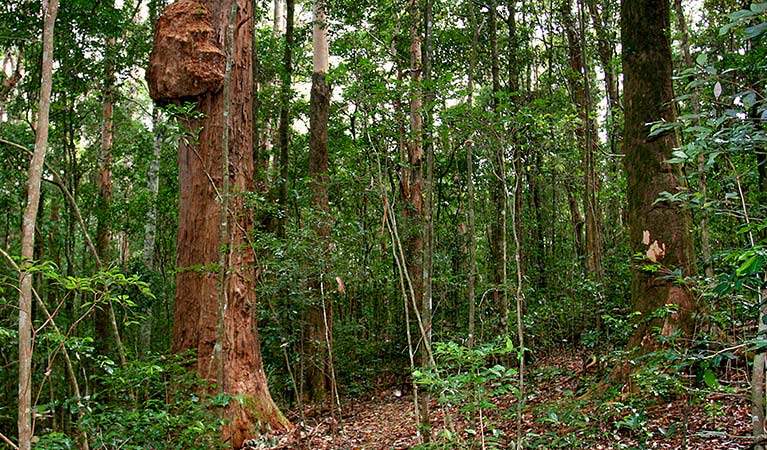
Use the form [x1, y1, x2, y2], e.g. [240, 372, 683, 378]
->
[18, 2, 58, 448]
[561, 0, 604, 278]
[94, 3, 116, 361]
[146, 0, 290, 445]
[306, 0, 334, 403]
[621, 0, 696, 356]
[400, 0, 431, 435]
[277, 0, 295, 237]
[487, 0, 509, 334]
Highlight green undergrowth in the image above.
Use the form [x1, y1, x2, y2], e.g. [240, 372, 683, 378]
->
[34, 352, 228, 450]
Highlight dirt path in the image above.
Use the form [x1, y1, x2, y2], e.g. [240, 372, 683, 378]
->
[253, 352, 751, 449]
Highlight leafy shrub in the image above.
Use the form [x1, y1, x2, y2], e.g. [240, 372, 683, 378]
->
[36, 352, 227, 450]
[413, 337, 520, 448]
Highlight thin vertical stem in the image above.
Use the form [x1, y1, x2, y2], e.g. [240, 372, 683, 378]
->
[18, 2, 58, 448]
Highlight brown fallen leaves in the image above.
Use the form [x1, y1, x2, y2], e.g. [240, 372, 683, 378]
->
[251, 351, 750, 450]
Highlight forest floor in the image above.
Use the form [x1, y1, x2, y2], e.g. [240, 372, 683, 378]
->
[255, 351, 751, 449]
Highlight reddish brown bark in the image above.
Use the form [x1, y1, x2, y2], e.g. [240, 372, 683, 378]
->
[401, 0, 430, 433]
[147, 0, 290, 445]
[622, 0, 696, 355]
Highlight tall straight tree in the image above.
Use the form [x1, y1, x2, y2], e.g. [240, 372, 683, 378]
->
[141, 0, 166, 355]
[18, 1, 58, 448]
[146, 0, 290, 446]
[277, 0, 295, 237]
[401, 0, 430, 435]
[621, 0, 696, 354]
[95, 14, 116, 360]
[422, 0, 435, 432]
[306, 0, 333, 403]
[561, 0, 604, 278]
[487, 0, 509, 333]
[465, 0, 479, 348]
[143, 0, 166, 270]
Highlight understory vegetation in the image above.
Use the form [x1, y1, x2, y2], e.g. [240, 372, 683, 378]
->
[0, 0, 765, 448]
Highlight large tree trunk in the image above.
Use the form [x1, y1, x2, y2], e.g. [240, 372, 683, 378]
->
[306, 0, 333, 404]
[147, 1, 290, 446]
[622, 0, 696, 356]
[18, 2, 58, 449]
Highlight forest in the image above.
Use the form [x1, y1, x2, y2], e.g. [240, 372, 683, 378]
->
[0, 0, 766, 448]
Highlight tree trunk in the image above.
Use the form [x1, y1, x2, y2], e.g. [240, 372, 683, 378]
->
[505, 0, 519, 94]
[466, 0, 479, 348]
[488, 0, 509, 334]
[306, 0, 333, 404]
[622, 0, 696, 356]
[402, 0, 430, 436]
[526, 150, 546, 288]
[142, 108, 162, 269]
[585, 0, 620, 152]
[18, 2, 58, 448]
[276, 0, 295, 237]
[140, 107, 162, 354]
[95, 33, 115, 359]
[565, 180, 585, 263]
[562, 0, 604, 278]
[148, 1, 291, 446]
[143, 0, 165, 270]
[422, 0, 435, 431]
[273, 0, 283, 34]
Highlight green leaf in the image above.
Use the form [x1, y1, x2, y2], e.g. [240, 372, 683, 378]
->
[744, 22, 767, 40]
[751, 3, 767, 13]
[703, 370, 718, 387]
[737, 254, 763, 276]
[728, 9, 755, 21]
[695, 53, 708, 66]
[720, 22, 736, 36]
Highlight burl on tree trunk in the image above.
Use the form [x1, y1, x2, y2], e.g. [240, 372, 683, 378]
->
[146, 0, 290, 446]
[146, 0, 224, 104]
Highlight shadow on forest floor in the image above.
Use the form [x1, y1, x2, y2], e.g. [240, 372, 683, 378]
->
[252, 351, 750, 449]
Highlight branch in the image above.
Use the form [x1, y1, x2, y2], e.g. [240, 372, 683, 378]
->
[0, 138, 102, 267]
[0, 431, 18, 450]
